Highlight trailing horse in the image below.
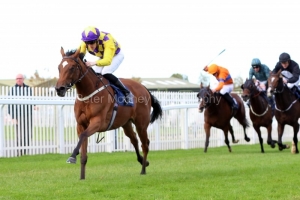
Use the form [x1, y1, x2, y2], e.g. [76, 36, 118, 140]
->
[197, 84, 250, 152]
[241, 79, 277, 153]
[267, 70, 300, 153]
[55, 48, 163, 179]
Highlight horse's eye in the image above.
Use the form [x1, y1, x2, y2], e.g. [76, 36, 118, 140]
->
[69, 66, 75, 72]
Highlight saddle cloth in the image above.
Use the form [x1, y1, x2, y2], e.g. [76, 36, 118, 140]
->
[110, 84, 134, 107]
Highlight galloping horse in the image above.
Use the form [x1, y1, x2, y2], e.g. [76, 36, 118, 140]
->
[267, 70, 300, 153]
[241, 79, 277, 153]
[197, 84, 250, 152]
[55, 48, 163, 179]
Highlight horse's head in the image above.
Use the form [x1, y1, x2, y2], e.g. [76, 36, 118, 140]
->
[267, 70, 283, 97]
[55, 47, 88, 97]
[241, 78, 258, 102]
[197, 84, 214, 113]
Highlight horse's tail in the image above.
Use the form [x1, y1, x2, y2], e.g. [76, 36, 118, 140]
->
[147, 90, 163, 123]
[242, 118, 250, 128]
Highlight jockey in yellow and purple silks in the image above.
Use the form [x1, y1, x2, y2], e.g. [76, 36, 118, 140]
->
[206, 64, 238, 110]
[79, 26, 130, 103]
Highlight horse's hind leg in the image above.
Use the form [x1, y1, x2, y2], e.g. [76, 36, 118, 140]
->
[223, 128, 232, 152]
[235, 111, 250, 142]
[253, 125, 264, 153]
[122, 121, 149, 174]
[229, 124, 239, 143]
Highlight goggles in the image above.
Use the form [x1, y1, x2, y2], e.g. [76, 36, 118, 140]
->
[85, 40, 97, 45]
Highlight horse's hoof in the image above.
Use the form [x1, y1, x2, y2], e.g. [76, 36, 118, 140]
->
[286, 144, 290, 149]
[229, 148, 232, 152]
[140, 170, 146, 175]
[233, 140, 239, 144]
[245, 138, 250, 142]
[146, 161, 150, 167]
[271, 144, 276, 148]
[66, 157, 76, 164]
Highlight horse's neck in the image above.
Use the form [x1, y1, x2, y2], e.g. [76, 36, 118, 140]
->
[250, 92, 267, 108]
[275, 87, 295, 103]
[207, 94, 223, 111]
[75, 73, 107, 97]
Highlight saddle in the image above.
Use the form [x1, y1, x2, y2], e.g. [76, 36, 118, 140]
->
[291, 86, 300, 99]
[110, 84, 134, 106]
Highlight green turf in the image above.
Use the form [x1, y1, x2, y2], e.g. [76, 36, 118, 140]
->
[0, 144, 299, 200]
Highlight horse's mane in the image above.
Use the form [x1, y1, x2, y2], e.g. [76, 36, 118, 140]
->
[65, 49, 85, 61]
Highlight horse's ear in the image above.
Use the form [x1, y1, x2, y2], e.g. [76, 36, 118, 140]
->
[208, 84, 210, 89]
[200, 82, 203, 88]
[241, 84, 244, 90]
[72, 48, 81, 58]
[277, 69, 282, 76]
[60, 47, 66, 57]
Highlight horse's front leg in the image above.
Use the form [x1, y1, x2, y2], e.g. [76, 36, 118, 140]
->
[277, 123, 288, 151]
[204, 123, 211, 153]
[266, 124, 277, 149]
[253, 125, 264, 153]
[67, 124, 98, 180]
[292, 123, 299, 154]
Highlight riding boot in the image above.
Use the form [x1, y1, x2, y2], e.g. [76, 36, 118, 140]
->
[267, 96, 275, 116]
[291, 86, 300, 99]
[222, 93, 238, 110]
[104, 74, 131, 103]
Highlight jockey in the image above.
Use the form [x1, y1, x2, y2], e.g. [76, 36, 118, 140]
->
[206, 64, 238, 111]
[272, 52, 300, 99]
[78, 26, 130, 103]
[249, 58, 274, 109]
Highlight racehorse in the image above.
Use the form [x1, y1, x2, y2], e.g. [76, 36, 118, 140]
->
[241, 79, 277, 153]
[197, 84, 250, 152]
[267, 70, 300, 153]
[55, 47, 163, 179]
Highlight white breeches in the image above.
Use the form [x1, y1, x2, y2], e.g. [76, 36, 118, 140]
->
[92, 50, 124, 74]
[219, 84, 234, 95]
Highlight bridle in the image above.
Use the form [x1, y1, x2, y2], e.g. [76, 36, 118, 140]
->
[269, 76, 284, 94]
[61, 56, 90, 89]
[198, 88, 218, 109]
[243, 81, 269, 116]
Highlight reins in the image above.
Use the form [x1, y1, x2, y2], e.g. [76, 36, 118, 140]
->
[271, 77, 297, 112]
[62, 56, 118, 143]
[249, 86, 269, 116]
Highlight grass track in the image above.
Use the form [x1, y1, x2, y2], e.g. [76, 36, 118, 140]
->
[0, 144, 299, 200]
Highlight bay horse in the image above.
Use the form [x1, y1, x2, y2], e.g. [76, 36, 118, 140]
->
[197, 84, 250, 152]
[241, 79, 277, 153]
[55, 47, 163, 179]
[267, 70, 300, 153]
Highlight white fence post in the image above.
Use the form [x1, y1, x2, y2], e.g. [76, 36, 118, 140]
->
[0, 105, 4, 157]
[57, 105, 65, 154]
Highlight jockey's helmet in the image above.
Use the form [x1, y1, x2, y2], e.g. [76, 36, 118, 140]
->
[279, 52, 290, 63]
[81, 26, 100, 42]
[251, 58, 261, 67]
[207, 64, 219, 75]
